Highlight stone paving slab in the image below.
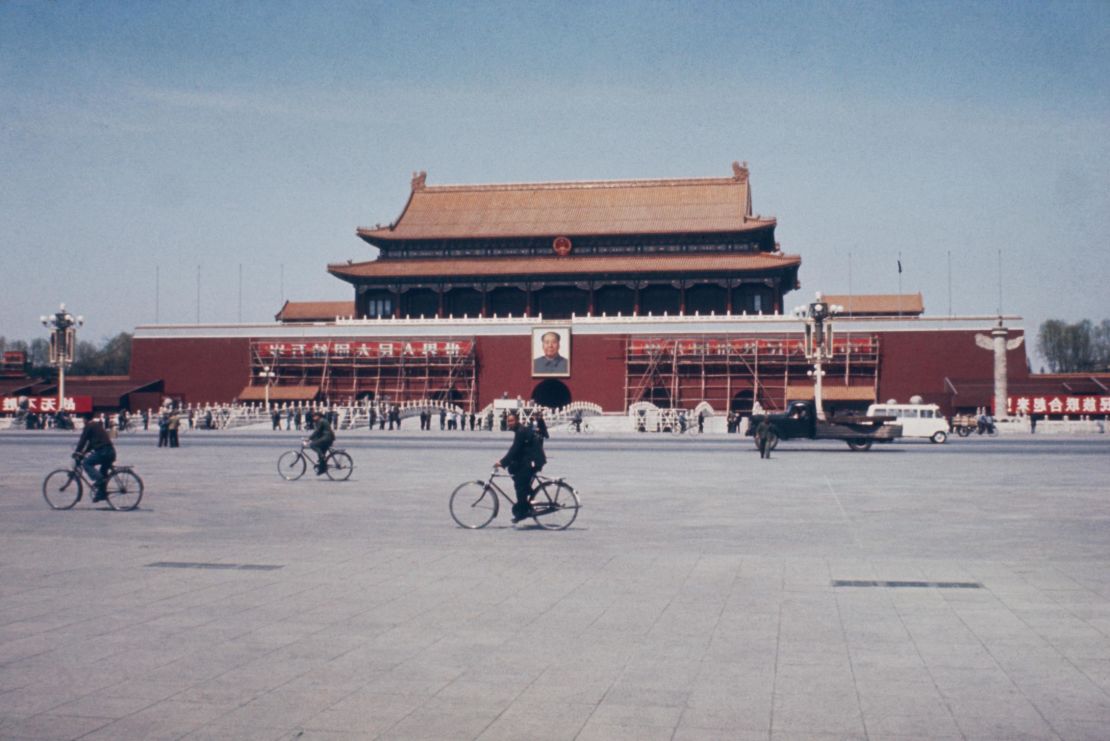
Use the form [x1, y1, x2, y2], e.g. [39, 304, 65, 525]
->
[0, 430, 1108, 739]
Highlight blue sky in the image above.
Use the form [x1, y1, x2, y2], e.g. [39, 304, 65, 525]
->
[2, 0, 1108, 367]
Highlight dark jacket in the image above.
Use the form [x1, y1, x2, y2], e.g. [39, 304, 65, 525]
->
[500, 424, 543, 475]
[308, 417, 335, 447]
[75, 420, 114, 455]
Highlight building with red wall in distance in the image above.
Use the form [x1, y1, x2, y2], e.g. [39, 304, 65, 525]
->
[131, 162, 1095, 420]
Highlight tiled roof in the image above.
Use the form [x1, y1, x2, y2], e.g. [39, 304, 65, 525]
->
[785, 384, 877, 402]
[238, 385, 320, 401]
[275, 301, 357, 322]
[36, 377, 163, 407]
[822, 294, 924, 316]
[329, 252, 800, 282]
[358, 164, 771, 242]
[0, 379, 38, 396]
[948, 375, 1110, 397]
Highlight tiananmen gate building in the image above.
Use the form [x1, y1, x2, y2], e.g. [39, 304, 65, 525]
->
[130, 162, 1051, 418]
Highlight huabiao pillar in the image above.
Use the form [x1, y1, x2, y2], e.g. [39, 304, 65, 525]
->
[975, 319, 1024, 417]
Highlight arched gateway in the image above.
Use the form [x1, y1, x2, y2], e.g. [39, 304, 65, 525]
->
[531, 380, 571, 409]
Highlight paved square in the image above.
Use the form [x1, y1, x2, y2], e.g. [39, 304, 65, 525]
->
[2, 428, 1109, 740]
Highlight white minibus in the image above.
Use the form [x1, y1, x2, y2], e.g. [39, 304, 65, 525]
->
[866, 402, 948, 443]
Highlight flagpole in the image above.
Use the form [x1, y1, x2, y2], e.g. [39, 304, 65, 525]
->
[897, 252, 903, 316]
[997, 248, 1002, 316]
[947, 250, 952, 316]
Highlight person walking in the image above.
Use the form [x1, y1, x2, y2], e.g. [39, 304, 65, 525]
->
[168, 410, 181, 448]
[755, 417, 776, 459]
[157, 411, 170, 447]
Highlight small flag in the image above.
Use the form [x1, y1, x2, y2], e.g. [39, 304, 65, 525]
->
[897, 259, 902, 274]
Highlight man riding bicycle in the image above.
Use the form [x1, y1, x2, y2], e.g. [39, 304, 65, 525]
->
[74, 415, 116, 501]
[494, 411, 547, 522]
[307, 410, 335, 475]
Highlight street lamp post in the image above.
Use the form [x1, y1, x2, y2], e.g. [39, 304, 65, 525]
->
[795, 293, 842, 421]
[40, 304, 83, 415]
[258, 365, 277, 413]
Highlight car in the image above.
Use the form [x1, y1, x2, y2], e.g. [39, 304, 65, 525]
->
[866, 402, 948, 443]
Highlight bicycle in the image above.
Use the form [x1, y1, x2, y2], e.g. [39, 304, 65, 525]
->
[42, 455, 144, 511]
[277, 442, 354, 481]
[564, 419, 592, 434]
[670, 420, 702, 436]
[449, 469, 581, 530]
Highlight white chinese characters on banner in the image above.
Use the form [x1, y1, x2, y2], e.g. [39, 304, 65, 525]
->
[1008, 396, 1110, 416]
[1, 396, 92, 413]
[259, 340, 474, 359]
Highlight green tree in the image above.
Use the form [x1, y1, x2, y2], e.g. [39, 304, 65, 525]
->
[28, 338, 50, 368]
[69, 333, 132, 375]
[99, 332, 133, 375]
[1094, 320, 1110, 370]
[1037, 319, 1108, 372]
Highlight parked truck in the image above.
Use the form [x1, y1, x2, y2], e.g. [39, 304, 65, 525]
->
[746, 400, 902, 451]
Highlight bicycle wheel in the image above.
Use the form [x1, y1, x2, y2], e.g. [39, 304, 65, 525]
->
[278, 451, 306, 480]
[531, 481, 580, 530]
[43, 469, 82, 510]
[325, 450, 354, 481]
[449, 481, 498, 529]
[105, 470, 144, 511]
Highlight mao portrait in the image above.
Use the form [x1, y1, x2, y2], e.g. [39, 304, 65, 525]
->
[532, 327, 570, 377]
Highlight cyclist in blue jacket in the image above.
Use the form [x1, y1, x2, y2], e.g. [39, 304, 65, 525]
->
[74, 416, 116, 501]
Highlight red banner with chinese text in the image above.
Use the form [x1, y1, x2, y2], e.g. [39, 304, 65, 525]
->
[257, 340, 474, 359]
[629, 337, 873, 355]
[1008, 395, 1110, 416]
[2, 396, 93, 414]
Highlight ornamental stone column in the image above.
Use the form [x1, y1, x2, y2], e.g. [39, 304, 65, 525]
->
[974, 319, 1024, 417]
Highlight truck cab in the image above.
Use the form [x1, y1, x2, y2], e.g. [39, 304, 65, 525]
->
[775, 400, 818, 438]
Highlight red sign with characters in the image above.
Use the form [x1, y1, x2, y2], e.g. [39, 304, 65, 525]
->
[258, 340, 474, 359]
[1008, 395, 1110, 416]
[629, 337, 874, 355]
[2, 396, 93, 414]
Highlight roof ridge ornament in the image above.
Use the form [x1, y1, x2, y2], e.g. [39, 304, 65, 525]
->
[731, 160, 749, 183]
[411, 170, 427, 191]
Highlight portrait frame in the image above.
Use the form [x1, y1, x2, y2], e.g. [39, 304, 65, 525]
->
[531, 326, 571, 378]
